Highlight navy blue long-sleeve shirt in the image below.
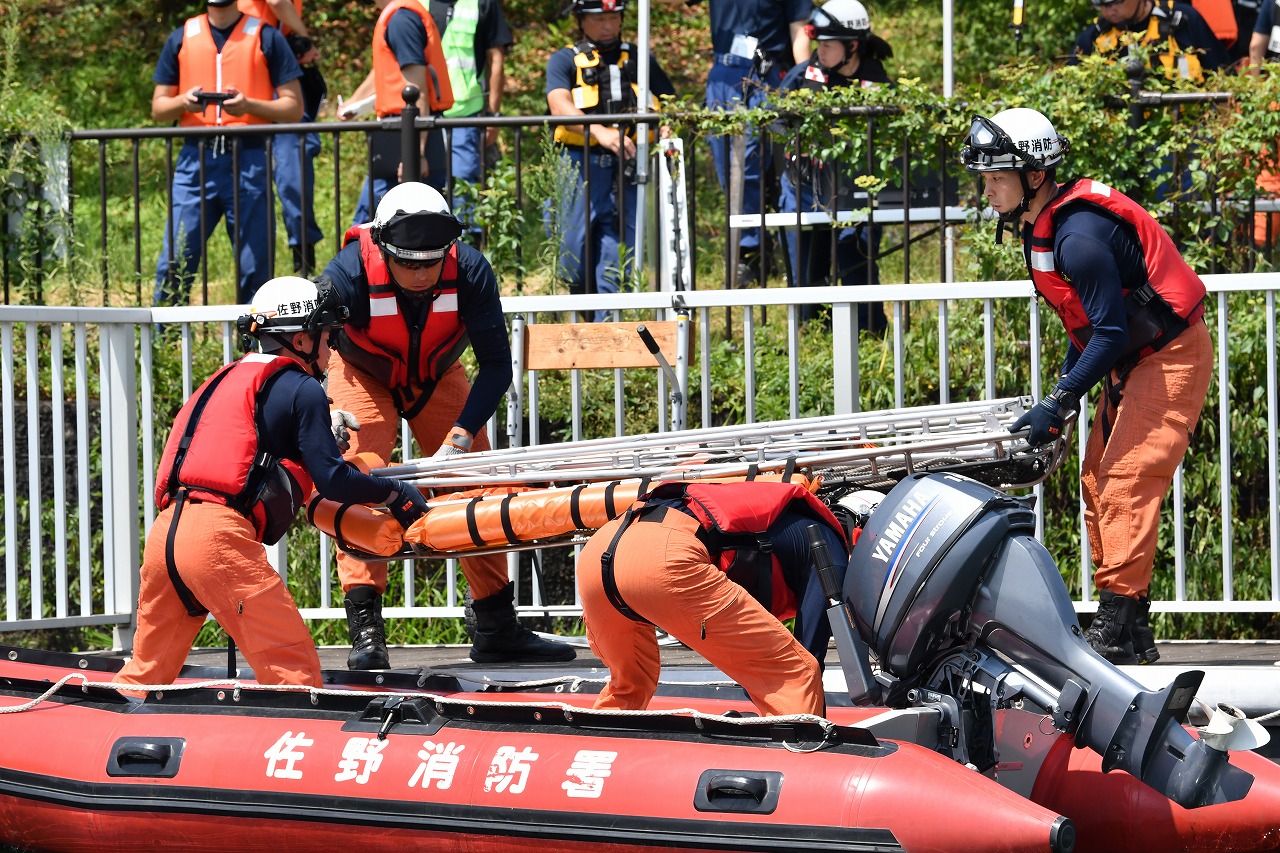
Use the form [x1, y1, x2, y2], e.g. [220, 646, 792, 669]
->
[259, 367, 401, 504]
[1034, 202, 1146, 397]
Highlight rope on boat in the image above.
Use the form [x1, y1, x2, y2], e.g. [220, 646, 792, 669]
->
[428, 670, 740, 692]
[4, 672, 841, 748]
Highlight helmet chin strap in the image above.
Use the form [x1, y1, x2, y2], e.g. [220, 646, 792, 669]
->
[269, 331, 326, 379]
[817, 40, 855, 72]
[994, 171, 1036, 245]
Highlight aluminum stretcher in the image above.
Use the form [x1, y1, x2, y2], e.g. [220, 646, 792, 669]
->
[310, 397, 1072, 562]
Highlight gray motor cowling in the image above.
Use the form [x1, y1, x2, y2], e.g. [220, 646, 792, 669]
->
[840, 471, 1255, 810]
[844, 472, 1035, 675]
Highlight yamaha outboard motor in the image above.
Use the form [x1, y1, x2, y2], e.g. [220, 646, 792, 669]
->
[842, 472, 1255, 809]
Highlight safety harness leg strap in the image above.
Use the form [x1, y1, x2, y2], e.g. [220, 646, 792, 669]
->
[599, 507, 649, 623]
[165, 491, 210, 617]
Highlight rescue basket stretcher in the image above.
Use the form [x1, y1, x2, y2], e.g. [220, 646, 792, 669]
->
[310, 397, 1072, 561]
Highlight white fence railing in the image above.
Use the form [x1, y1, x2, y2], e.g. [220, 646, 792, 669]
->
[1, 276, 1278, 650]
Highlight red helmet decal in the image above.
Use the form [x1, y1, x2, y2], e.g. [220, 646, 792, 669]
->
[602, 0, 617, 9]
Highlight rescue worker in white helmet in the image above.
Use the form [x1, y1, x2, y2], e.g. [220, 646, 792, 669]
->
[544, 0, 675, 316]
[777, 0, 893, 330]
[961, 108, 1212, 666]
[320, 181, 576, 669]
[1071, 0, 1230, 82]
[114, 276, 430, 692]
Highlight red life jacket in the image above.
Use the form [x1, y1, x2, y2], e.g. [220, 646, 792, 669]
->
[646, 480, 848, 621]
[372, 0, 454, 116]
[155, 354, 314, 543]
[176, 13, 275, 128]
[336, 224, 467, 397]
[1026, 178, 1205, 360]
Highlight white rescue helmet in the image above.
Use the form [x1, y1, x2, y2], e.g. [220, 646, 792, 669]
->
[242, 276, 346, 336]
[961, 108, 1069, 173]
[371, 182, 464, 262]
[809, 0, 871, 40]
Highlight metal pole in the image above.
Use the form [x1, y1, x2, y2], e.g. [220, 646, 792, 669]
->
[634, 0, 651, 284]
[401, 85, 422, 180]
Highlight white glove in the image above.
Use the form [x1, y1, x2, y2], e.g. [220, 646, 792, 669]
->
[330, 409, 360, 452]
[432, 428, 473, 459]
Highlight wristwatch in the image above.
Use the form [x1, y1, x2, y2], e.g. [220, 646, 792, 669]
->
[1048, 387, 1079, 413]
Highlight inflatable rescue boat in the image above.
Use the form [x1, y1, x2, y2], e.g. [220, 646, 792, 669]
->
[2, 471, 1279, 853]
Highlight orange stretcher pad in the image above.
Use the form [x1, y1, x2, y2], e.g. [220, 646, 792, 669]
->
[307, 472, 819, 558]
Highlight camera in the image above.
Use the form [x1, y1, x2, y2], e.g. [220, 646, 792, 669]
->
[195, 90, 233, 106]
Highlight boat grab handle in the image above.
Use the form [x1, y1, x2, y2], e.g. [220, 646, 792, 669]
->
[107, 737, 185, 778]
[693, 769, 782, 814]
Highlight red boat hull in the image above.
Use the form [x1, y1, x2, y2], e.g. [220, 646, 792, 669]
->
[0, 651, 1070, 853]
[3, 648, 1278, 853]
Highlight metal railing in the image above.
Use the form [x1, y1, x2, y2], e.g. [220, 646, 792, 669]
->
[1, 276, 1278, 648]
[1, 105, 968, 306]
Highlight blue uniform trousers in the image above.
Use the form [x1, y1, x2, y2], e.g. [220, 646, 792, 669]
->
[154, 141, 270, 306]
[549, 146, 637, 314]
[779, 171, 886, 331]
[427, 122, 485, 243]
[272, 122, 323, 256]
[705, 56, 783, 253]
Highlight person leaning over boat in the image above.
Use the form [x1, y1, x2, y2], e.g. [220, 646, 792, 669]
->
[961, 108, 1212, 665]
[114, 276, 429, 690]
[319, 181, 576, 670]
[576, 480, 849, 717]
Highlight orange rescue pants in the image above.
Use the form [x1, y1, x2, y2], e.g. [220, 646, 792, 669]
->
[576, 509, 824, 717]
[114, 501, 322, 688]
[1081, 320, 1213, 598]
[327, 353, 508, 599]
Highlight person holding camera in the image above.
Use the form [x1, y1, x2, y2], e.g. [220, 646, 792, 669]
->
[544, 0, 674, 315]
[150, 0, 304, 306]
[114, 276, 429, 692]
[238, 0, 327, 276]
[318, 181, 576, 670]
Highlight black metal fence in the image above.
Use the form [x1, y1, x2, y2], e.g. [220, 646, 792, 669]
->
[3, 87, 1274, 306]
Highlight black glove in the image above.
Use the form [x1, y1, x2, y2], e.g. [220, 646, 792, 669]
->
[386, 482, 429, 529]
[1011, 394, 1072, 448]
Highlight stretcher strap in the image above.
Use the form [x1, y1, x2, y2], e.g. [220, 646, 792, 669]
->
[499, 492, 518, 544]
[466, 499, 485, 547]
[570, 484, 588, 530]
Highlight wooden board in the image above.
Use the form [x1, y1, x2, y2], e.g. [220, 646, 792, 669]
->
[522, 321, 685, 371]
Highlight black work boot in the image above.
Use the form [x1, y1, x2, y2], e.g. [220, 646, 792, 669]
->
[344, 585, 390, 670]
[1083, 589, 1139, 664]
[1131, 595, 1160, 664]
[469, 583, 576, 664]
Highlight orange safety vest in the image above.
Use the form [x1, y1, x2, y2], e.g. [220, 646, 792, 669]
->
[1191, 0, 1237, 48]
[336, 224, 467, 398]
[372, 0, 454, 116]
[155, 354, 314, 543]
[1026, 178, 1206, 361]
[236, 0, 302, 34]
[176, 13, 276, 127]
